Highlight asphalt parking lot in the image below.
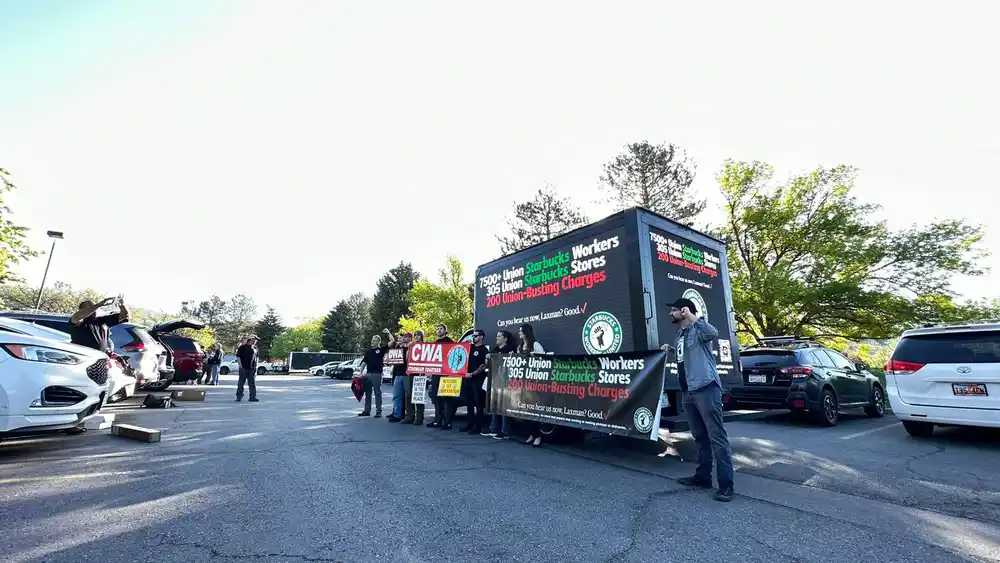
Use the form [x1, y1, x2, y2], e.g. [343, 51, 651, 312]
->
[1, 375, 998, 563]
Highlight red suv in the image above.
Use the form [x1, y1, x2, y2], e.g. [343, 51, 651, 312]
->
[150, 321, 206, 384]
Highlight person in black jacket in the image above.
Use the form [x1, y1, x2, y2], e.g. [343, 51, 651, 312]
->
[358, 330, 394, 417]
[201, 343, 224, 385]
[426, 323, 454, 429]
[235, 337, 259, 402]
[460, 329, 490, 434]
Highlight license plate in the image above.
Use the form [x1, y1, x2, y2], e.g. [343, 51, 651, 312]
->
[953, 383, 988, 396]
[748, 374, 767, 384]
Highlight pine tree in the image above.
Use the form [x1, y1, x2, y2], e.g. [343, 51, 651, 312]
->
[370, 262, 418, 334]
[599, 141, 705, 224]
[497, 184, 588, 256]
[253, 306, 284, 360]
[322, 301, 361, 353]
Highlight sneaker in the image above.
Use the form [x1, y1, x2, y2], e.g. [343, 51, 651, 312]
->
[715, 485, 734, 502]
[235, 398, 242, 402]
[440, 424, 452, 430]
[426, 421, 440, 428]
[413, 420, 424, 426]
[358, 412, 371, 417]
[374, 412, 382, 419]
[388, 416, 401, 423]
[677, 476, 713, 489]
[400, 419, 414, 425]
[481, 430, 497, 437]
[249, 398, 259, 403]
[493, 432, 508, 440]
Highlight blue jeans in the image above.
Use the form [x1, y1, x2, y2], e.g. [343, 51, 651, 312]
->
[682, 382, 734, 487]
[392, 376, 405, 418]
[210, 364, 220, 385]
[490, 413, 509, 435]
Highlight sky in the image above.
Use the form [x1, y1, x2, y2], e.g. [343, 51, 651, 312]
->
[1, 0, 997, 324]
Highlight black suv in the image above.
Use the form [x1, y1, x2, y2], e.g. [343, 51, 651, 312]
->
[728, 337, 886, 426]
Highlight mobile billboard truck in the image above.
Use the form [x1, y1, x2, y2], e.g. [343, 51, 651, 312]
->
[476, 207, 742, 439]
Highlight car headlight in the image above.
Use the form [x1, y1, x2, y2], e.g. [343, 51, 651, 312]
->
[1, 344, 91, 365]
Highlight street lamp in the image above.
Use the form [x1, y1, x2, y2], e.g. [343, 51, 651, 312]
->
[34, 230, 65, 312]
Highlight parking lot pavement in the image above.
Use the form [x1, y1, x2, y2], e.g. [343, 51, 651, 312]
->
[1, 376, 998, 563]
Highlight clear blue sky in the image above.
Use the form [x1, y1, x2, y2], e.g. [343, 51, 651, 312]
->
[2, 0, 997, 323]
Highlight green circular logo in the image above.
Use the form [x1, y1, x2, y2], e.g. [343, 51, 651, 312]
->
[582, 311, 623, 354]
[682, 289, 707, 321]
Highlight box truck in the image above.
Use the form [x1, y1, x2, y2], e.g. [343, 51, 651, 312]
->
[473, 207, 742, 431]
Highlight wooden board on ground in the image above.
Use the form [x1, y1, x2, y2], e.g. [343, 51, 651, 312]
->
[171, 389, 206, 401]
[111, 423, 161, 443]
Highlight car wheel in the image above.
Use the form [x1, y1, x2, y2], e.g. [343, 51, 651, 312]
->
[220, 366, 230, 375]
[315, 369, 324, 377]
[902, 420, 935, 437]
[812, 388, 839, 427]
[865, 385, 886, 418]
[257, 367, 266, 375]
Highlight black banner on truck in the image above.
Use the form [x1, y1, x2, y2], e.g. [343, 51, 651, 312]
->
[648, 227, 738, 382]
[475, 227, 633, 355]
[489, 351, 666, 440]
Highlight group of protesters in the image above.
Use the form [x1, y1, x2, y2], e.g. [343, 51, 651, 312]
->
[353, 322, 551, 446]
[350, 296, 736, 502]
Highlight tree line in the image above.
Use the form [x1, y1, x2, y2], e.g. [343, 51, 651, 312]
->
[3, 144, 997, 363]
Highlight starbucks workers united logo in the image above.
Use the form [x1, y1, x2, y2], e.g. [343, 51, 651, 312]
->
[582, 311, 623, 354]
[682, 289, 707, 321]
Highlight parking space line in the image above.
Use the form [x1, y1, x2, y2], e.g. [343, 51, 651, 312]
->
[838, 422, 900, 440]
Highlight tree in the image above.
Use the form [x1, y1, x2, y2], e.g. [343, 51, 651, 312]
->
[254, 306, 284, 359]
[715, 160, 988, 340]
[0, 167, 38, 285]
[370, 262, 418, 334]
[598, 141, 705, 223]
[191, 294, 258, 348]
[0, 281, 101, 313]
[398, 256, 473, 338]
[345, 292, 373, 350]
[270, 319, 323, 360]
[322, 301, 361, 352]
[497, 184, 589, 255]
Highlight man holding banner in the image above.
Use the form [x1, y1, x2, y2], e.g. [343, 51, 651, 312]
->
[401, 330, 425, 425]
[426, 324, 454, 429]
[386, 332, 411, 423]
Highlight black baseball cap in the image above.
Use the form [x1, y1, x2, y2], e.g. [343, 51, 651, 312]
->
[668, 297, 698, 314]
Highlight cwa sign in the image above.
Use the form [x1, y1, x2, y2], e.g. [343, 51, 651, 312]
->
[406, 342, 471, 376]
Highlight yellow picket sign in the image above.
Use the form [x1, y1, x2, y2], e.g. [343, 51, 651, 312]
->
[438, 377, 463, 397]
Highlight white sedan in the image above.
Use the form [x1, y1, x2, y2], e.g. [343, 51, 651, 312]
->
[0, 332, 110, 440]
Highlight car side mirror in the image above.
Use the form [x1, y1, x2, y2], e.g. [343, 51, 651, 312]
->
[855, 362, 868, 372]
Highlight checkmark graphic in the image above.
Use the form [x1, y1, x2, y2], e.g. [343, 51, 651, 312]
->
[581, 302, 588, 313]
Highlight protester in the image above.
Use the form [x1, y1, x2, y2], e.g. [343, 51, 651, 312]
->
[460, 329, 490, 434]
[69, 296, 130, 352]
[661, 297, 734, 502]
[426, 323, 454, 429]
[388, 332, 412, 423]
[358, 330, 394, 418]
[484, 330, 516, 439]
[235, 336, 259, 403]
[203, 342, 223, 385]
[518, 324, 548, 447]
[401, 330, 425, 425]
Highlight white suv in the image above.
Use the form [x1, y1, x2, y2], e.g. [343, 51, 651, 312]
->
[885, 321, 1000, 437]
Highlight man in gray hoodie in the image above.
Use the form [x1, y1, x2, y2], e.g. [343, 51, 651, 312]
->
[661, 297, 734, 502]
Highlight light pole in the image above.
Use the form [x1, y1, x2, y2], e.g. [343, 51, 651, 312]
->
[34, 230, 65, 312]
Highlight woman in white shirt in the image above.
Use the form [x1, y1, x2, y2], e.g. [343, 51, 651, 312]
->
[518, 324, 548, 447]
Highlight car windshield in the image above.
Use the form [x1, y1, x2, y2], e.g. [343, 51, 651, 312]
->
[893, 331, 1000, 364]
[0, 318, 71, 341]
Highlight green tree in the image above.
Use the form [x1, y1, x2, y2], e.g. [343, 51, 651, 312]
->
[598, 141, 705, 224]
[254, 306, 284, 359]
[0, 281, 102, 313]
[398, 256, 473, 338]
[497, 184, 589, 255]
[322, 300, 361, 352]
[715, 160, 988, 340]
[0, 167, 39, 285]
[191, 294, 258, 348]
[370, 262, 418, 334]
[346, 292, 374, 350]
[270, 319, 323, 360]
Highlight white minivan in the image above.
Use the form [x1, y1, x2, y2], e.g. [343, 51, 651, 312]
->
[885, 321, 1000, 437]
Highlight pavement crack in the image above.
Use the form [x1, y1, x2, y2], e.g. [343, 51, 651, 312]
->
[747, 536, 806, 562]
[603, 488, 696, 563]
[159, 536, 345, 562]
